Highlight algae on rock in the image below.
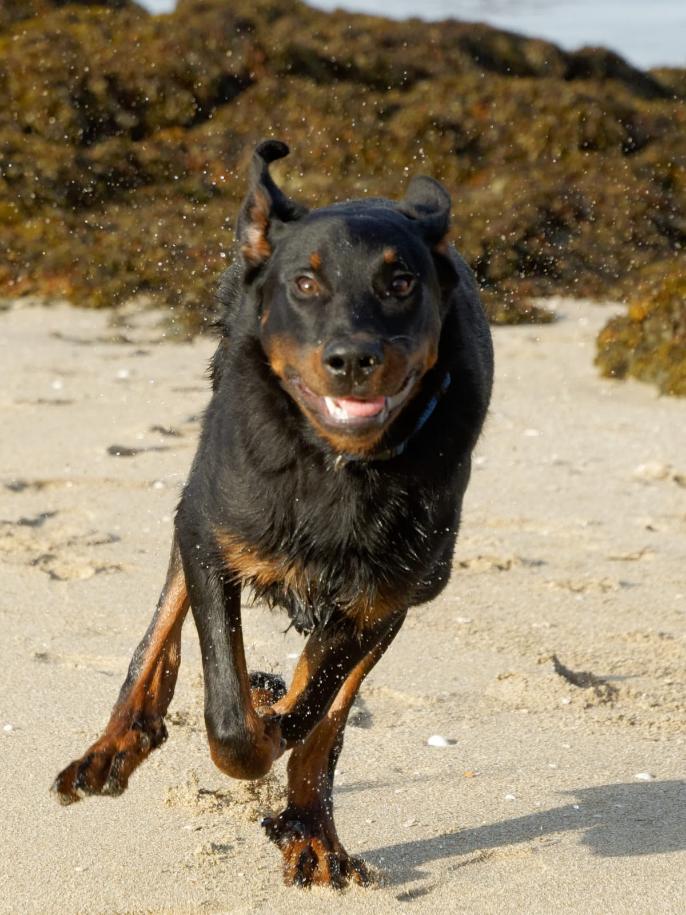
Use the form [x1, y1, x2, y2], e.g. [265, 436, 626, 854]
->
[1, 0, 685, 377]
[595, 264, 686, 396]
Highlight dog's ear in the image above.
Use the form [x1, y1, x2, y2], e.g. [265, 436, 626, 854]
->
[399, 175, 451, 252]
[400, 176, 457, 299]
[237, 140, 308, 268]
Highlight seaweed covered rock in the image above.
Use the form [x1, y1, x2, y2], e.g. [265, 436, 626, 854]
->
[595, 263, 686, 396]
[0, 0, 132, 31]
[0, 0, 685, 338]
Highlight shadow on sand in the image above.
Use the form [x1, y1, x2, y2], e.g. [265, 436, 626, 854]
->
[364, 780, 686, 887]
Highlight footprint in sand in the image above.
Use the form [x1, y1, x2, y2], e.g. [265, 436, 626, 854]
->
[0, 513, 123, 580]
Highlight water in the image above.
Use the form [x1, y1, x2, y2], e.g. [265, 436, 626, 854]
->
[142, 0, 685, 69]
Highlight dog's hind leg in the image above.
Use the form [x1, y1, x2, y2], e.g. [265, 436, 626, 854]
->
[263, 608, 406, 888]
[52, 534, 189, 804]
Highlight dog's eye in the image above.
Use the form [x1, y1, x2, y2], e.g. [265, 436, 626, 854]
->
[388, 274, 415, 298]
[293, 274, 319, 296]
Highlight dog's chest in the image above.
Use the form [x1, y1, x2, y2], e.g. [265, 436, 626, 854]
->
[214, 474, 437, 632]
[214, 527, 397, 632]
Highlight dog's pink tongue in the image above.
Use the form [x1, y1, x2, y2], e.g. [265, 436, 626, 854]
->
[335, 396, 385, 418]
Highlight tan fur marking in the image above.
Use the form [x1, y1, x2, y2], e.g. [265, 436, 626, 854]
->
[109, 555, 189, 730]
[271, 594, 399, 730]
[304, 416, 385, 457]
[51, 542, 190, 803]
[215, 531, 397, 636]
[383, 246, 397, 264]
[263, 334, 302, 383]
[282, 617, 401, 809]
[271, 648, 316, 717]
[241, 188, 272, 265]
[341, 589, 399, 632]
[215, 530, 306, 594]
[309, 251, 322, 271]
[263, 333, 440, 458]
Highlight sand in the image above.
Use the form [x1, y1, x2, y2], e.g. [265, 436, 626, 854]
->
[0, 297, 684, 914]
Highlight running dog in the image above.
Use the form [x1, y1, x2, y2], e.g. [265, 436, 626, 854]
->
[53, 140, 493, 888]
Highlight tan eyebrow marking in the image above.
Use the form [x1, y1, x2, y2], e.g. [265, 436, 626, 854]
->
[383, 247, 397, 264]
[309, 251, 322, 271]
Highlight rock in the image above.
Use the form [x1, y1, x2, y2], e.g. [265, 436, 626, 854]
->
[0, 0, 684, 340]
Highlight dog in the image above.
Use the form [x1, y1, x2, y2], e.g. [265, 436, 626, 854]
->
[52, 140, 493, 888]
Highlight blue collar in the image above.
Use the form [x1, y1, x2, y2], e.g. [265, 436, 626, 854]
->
[332, 371, 452, 469]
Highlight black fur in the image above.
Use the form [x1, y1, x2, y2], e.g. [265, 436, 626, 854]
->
[51, 142, 494, 879]
[178, 147, 493, 637]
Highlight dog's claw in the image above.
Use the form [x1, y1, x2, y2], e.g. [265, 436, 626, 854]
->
[343, 855, 372, 887]
[50, 774, 80, 805]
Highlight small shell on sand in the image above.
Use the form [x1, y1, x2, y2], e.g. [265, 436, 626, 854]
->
[632, 462, 672, 482]
[427, 735, 455, 748]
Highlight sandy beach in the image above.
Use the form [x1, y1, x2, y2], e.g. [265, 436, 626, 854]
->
[1, 297, 684, 914]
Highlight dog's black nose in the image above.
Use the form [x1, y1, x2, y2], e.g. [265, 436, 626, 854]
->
[322, 338, 385, 379]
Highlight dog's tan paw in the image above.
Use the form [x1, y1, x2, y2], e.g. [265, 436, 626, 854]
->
[262, 808, 372, 889]
[51, 716, 167, 804]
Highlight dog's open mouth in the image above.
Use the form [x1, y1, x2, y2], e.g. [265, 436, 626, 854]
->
[291, 373, 417, 430]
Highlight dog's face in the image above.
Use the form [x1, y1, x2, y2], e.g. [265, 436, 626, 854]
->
[238, 141, 456, 455]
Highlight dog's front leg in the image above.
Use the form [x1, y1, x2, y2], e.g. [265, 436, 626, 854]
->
[268, 607, 406, 746]
[52, 535, 189, 804]
[263, 608, 407, 887]
[181, 543, 284, 780]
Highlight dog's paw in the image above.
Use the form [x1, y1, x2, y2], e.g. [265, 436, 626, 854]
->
[262, 809, 372, 889]
[51, 716, 167, 805]
[249, 670, 287, 711]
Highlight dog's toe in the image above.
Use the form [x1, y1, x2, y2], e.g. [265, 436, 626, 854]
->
[341, 853, 372, 886]
[281, 836, 368, 889]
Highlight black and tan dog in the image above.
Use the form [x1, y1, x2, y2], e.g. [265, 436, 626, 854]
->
[52, 140, 493, 888]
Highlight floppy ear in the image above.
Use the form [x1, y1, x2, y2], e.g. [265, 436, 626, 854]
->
[399, 175, 451, 252]
[401, 176, 459, 304]
[237, 140, 309, 268]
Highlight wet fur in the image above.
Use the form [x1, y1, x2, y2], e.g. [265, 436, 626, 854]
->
[185, 243, 492, 634]
[53, 141, 493, 887]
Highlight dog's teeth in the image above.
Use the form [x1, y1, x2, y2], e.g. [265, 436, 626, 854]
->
[324, 397, 347, 421]
[323, 395, 386, 423]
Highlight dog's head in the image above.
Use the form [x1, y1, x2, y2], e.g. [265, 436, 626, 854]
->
[238, 140, 457, 456]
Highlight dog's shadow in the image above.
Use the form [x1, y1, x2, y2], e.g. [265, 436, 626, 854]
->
[363, 780, 686, 886]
